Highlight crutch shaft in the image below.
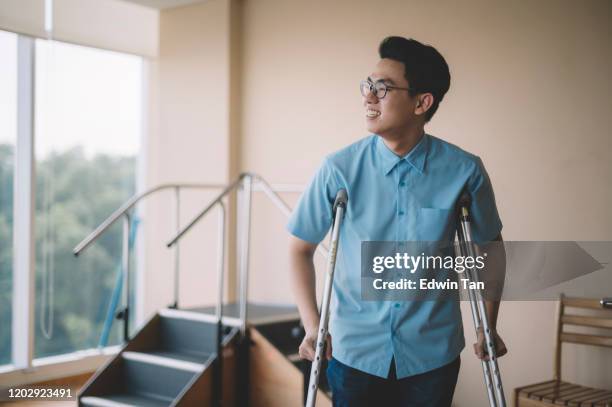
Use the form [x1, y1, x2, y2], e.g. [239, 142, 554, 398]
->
[456, 231, 497, 406]
[305, 193, 346, 407]
[461, 273, 501, 407]
[458, 203, 507, 407]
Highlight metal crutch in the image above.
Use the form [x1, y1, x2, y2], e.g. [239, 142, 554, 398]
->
[305, 189, 348, 407]
[455, 192, 507, 407]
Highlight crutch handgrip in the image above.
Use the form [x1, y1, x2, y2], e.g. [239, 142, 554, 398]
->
[333, 189, 348, 212]
[458, 191, 471, 208]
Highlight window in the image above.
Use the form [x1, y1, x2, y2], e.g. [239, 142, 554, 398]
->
[0, 30, 18, 366]
[0, 31, 144, 368]
[33, 39, 143, 358]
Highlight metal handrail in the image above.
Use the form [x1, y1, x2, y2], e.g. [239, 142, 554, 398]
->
[73, 183, 225, 256]
[163, 174, 248, 338]
[165, 173, 328, 256]
[254, 174, 329, 257]
[166, 175, 246, 248]
[74, 172, 329, 343]
[73, 182, 226, 339]
[165, 172, 251, 336]
[164, 172, 329, 338]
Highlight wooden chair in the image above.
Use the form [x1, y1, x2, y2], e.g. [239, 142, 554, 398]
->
[515, 295, 612, 407]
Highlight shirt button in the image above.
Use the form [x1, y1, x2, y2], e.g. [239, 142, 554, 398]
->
[394, 303, 401, 308]
[398, 210, 405, 216]
[399, 181, 406, 187]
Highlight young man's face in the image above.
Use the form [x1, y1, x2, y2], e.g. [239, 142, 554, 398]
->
[363, 58, 423, 139]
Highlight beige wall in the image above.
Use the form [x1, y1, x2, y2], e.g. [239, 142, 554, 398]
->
[146, 0, 611, 405]
[239, 0, 612, 405]
[142, 0, 234, 321]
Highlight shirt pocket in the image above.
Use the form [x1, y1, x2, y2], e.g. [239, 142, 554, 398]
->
[417, 207, 455, 242]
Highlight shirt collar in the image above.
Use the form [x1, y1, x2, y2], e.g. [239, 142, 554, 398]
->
[375, 133, 430, 175]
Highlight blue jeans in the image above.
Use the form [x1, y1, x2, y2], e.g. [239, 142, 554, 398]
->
[326, 356, 460, 407]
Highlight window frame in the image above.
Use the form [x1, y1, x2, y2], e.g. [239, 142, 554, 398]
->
[12, 32, 35, 372]
[2, 32, 146, 384]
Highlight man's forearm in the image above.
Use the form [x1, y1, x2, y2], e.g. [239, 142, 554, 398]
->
[485, 300, 500, 330]
[290, 251, 320, 332]
[483, 234, 505, 330]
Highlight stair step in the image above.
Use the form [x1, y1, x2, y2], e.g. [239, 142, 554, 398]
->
[147, 350, 215, 366]
[122, 351, 209, 373]
[159, 307, 220, 324]
[186, 301, 300, 326]
[78, 310, 242, 406]
[120, 355, 198, 402]
[156, 310, 227, 355]
[81, 394, 171, 407]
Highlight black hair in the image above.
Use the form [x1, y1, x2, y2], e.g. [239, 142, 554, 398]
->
[378, 36, 450, 122]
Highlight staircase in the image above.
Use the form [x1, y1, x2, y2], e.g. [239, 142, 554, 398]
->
[73, 175, 333, 406]
[78, 303, 332, 407]
[79, 308, 238, 406]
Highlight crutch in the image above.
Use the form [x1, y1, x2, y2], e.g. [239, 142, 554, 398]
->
[455, 192, 507, 407]
[305, 189, 348, 407]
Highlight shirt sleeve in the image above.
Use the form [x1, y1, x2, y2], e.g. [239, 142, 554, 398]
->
[466, 156, 503, 244]
[286, 158, 339, 244]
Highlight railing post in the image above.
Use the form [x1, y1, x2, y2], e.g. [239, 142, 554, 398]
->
[216, 200, 226, 338]
[238, 174, 252, 335]
[121, 213, 131, 342]
[213, 201, 226, 407]
[236, 174, 253, 407]
[172, 186, 180, 309]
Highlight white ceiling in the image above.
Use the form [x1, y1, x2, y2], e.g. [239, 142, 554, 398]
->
[120, 0, 207, 10]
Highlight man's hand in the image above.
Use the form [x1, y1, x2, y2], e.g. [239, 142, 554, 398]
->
[473, 327, 507, 361]
[299, 328, 333, 361]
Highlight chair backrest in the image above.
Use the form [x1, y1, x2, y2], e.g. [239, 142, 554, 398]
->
[553, 294, 612, 381]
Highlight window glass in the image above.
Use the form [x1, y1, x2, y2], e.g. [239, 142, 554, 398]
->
[34, 39, 142, 358]
[0, 30, 18, 367]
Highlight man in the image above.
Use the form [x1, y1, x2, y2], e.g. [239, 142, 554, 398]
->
[287, 36, 507, 407]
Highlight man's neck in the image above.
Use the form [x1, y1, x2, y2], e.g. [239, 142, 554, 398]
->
[380, 127, 425, 157]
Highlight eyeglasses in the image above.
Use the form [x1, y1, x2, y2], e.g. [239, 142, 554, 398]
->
[360, 79, 412, 99]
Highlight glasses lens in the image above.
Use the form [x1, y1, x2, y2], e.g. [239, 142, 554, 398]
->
[360, 80, 372, 97]
[374, 82, 387, 98]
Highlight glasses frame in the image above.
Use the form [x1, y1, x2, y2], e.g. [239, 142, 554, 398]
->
[360, 79, 412, 100]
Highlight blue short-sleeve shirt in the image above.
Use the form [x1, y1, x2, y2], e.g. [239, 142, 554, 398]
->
[287, 134, 502, 379]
